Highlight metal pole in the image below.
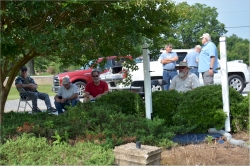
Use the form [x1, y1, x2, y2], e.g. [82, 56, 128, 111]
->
[219, 36, 231, 132]
[142, 44, 152, 119]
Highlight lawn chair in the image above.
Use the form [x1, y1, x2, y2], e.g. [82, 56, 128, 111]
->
[17, 87, 33, 112]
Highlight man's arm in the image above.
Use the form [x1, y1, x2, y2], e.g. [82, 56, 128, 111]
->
[191, 75, 200, 89]
[209, 56, 215, 76]
[210, 56, 215, 69]
[67, 93, 78, 101]
[16, 83, 37, 89]
[169, 77, 177, 90]
[15, 77, 37, 90]
[161, 56, 178, 64]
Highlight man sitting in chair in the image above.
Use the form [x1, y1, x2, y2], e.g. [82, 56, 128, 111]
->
[54, 77, 79, 115]
[15, 66, 56, 113]
[83, 70, 109, 102]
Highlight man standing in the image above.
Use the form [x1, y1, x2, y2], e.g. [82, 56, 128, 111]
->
[54, 77, 79, 114]
[83, 70, 109, 102]
[159, 44, 178, 90]
[15, 66, 56, 113]
[183, 45, 201, 78]
[198, 33, 218, 85]
[169, 61, 200, 92]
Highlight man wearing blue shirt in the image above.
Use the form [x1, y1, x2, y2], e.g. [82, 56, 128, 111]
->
[183, 45, 201, 78]
[198, 33, 218, 85]
[159, 44, 178, 90]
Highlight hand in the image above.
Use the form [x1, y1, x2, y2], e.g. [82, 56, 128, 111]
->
[95, 94, 102, 99]
[29, 84, 36, 89]
[61, 98, 67, 103]
[209, 69, 214, 76]
[55, 98, 61, 103]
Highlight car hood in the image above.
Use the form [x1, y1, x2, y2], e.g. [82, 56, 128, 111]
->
[55, 69, 91, 77]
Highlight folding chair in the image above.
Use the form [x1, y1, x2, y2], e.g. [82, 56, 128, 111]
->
[17, 87, 33, 112]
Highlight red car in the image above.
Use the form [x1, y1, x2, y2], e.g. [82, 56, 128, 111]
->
[52, 56, 132, 97]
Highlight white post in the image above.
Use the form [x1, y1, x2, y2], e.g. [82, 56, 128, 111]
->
[142, 44, 152, 119]
[219, 36, 231, 132]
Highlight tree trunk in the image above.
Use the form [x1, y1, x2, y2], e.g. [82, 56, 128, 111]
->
[28, 59, 35, 76]
[0, 88, 8, 125]
[0, 66, 20, 125]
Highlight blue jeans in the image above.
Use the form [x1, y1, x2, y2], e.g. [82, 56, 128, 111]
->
[54, 99, 79, 114]
[189, 68, 199, 78]
[163, 70, 178, 90]
[27, 91, 52, 110]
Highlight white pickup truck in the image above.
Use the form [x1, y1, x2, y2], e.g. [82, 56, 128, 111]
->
[100, 49, 250, 93]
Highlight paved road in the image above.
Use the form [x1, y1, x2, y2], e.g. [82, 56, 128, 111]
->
[4, 97, 84, 113]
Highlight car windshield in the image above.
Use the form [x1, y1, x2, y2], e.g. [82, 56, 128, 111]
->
[134, 57, 143, 63]
[80, 60, 93, 70]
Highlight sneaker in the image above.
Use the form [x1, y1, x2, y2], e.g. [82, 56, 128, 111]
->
[32, 109, 42, 113]
[47, 107, 57, 113]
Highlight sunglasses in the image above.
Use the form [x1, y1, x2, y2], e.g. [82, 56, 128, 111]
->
[92, 75, 99, 77]
[21, 69, 27, 72]
[179, 67, 186, 70]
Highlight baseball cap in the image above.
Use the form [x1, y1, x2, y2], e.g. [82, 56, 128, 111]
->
[62, 77, 70, 84]
[20, 66, 27, 70]
[200, 33, 210, 39]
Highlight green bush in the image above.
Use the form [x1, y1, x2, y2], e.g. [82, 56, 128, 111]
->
[173, 85, 226, 133]
[172, 85, 244, 133]
[96, 91, 145, 116]
[152, 90, 181, 126]
[0, 133, 115, 165]
[230, 95, 249, 132]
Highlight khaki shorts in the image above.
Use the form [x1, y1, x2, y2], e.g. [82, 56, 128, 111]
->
[202, 70, 214, 85]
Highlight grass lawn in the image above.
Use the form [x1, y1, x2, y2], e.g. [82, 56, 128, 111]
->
[7, 84, 56, 100]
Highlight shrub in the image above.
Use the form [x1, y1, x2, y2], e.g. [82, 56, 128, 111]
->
[172, 85, 239, 133]
[230, 95, 249, 132]
[96, 90, 145, 116]
[152, 90, 181, 126]
[0, 133, 115, 165]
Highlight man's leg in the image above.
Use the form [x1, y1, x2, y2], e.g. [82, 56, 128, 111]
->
[190, 68, 199, 78]
[170, 70, 178, 82]
[70, 99, 79, 107]
[202, 70, 214, 85]
[54, 101, 65, 114]
[163, 71, 170, 90]
[27, 91, 39, 110]
[37, 92, 52, 109]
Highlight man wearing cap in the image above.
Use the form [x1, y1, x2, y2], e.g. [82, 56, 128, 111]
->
[83, 70, 109, 102]
[159, 44, 178, 90]
[183, 45, 201, 78]
[169, 61, 200, 92]
[199, 33, 218, 85]
[54, 77, 79, 114]
[15, 66, 56, 113]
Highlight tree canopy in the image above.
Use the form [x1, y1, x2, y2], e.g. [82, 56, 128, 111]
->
[225, 34, 249, 65]
[169, 2, 227, 48]
[1, 0, 179, 123]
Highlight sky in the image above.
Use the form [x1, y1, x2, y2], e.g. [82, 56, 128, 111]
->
[173, 0, 250, 40]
